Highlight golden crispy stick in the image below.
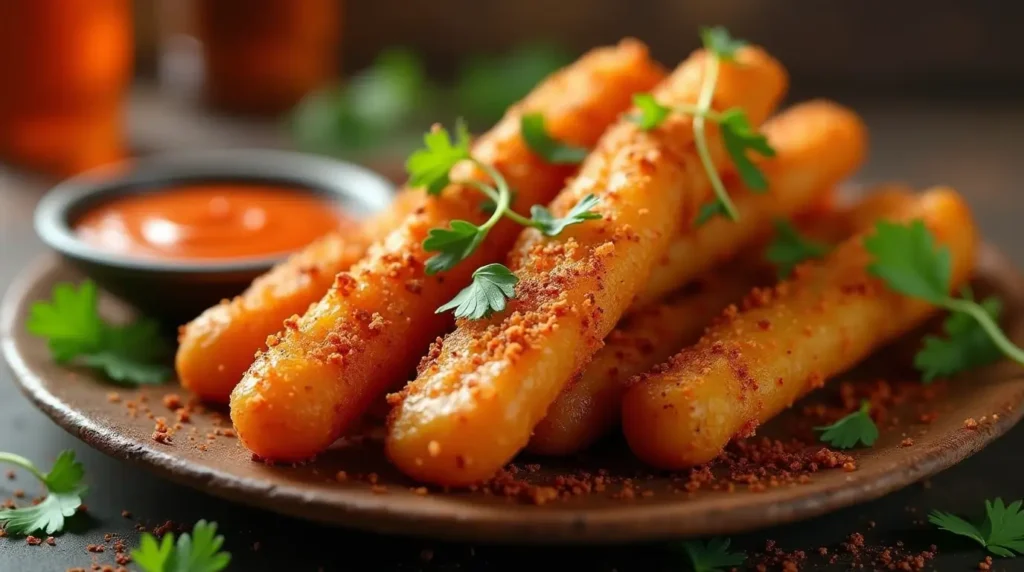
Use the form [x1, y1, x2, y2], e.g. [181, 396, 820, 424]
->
[636, 100, 867, 309]
[175, 190, 422, 403]
[621, 187, 977, 470]
[229, 40, 665, 461]
[386, 46, 789, 486]
[528, 187, 915, 455]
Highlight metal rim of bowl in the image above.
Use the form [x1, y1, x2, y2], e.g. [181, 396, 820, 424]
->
[34, 148, 397, 274]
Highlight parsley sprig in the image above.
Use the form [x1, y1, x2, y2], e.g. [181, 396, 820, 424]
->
[765, 218, 832, 279]
[520, 113, 588, 164]
[132, 519, 232, 572]
[631, 27, 775, 223]
[864, 220, 1024, 378]
[406, 120, 601, 319]
[678, 537, 747, 572]
[815, 400, 879, 449]
[26, 281, 171, 385]
[0, 450, 87, 535]
[930, 498, 1024, 557]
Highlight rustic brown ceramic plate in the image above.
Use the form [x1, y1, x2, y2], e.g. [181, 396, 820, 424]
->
[3, 250, 1024, 544]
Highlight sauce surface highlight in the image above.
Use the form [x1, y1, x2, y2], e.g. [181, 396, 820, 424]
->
[75, 184, 350, 260]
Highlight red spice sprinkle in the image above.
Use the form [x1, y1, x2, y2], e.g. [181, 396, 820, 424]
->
[46, 536, 56, 546]
[26, 535, 42, 545]
[162, 393, 182, 410]
[979, 555, 993, 570]
[152, 432, 172, 444]
[106, 392, 121, 403]
[900, 437, 914, 447]
[5, 470, 14, 480]
[86, 544, 105, 553]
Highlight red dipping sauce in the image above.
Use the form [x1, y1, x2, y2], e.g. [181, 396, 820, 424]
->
[74, 184, 350, 260]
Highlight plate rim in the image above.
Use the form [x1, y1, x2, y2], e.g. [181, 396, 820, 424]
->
[4, 251, 1024, 544]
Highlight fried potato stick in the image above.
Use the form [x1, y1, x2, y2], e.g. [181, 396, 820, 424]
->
[622, 187, 977, 470]
[386, 46, 788, 486]
[176, 190, 422, 403]
[230, 40, 665, 461]
[528, 187, 915, 455]
[637, 100, 867, 309]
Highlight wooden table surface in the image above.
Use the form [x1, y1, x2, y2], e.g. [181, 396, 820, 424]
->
[2, 88, 1024, 571]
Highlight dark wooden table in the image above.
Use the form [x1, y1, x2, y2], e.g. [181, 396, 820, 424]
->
[2, 90, 1024, 571]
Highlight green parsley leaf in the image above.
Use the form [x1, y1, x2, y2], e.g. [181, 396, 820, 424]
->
[719, 108, 775, 192]
[529, 194, 602, 236]
[930, 498, 1024, 557]
[26, 281, 103, 362]
[680, 537, 746, 572]
[815, 401, 879, 449]
[26, 281, 172, 385]
[695, 200, 728, 226]
[406, 119, 472, 195]
[132, 519, 232, 572]
[456, 44, 573, 124]
[631, 93, 672, 131]
[864, 220, 952, 303]
[436, 263, 518, 320]
[700, 26, 747, 62]
[520, 113, 588, 164]
[422, 220, 485, 275]
[915, 293, 1004, 382]
[0, 450, 87, 535]
[765, 219, 831, 279]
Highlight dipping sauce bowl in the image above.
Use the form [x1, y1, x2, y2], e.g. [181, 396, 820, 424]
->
[34, 149, 395, 323]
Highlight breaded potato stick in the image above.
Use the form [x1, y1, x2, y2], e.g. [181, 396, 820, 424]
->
[529, 187, 917, 455]
[637, 100, 867, 308]
[622, 187, 978, 470]
[230, 40, 666, 461]
[387, 47, 789, 486]
[176, 190, 422, 403]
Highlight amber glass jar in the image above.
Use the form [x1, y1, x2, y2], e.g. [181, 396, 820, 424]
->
[194, 0, 340, 116]
[0, 0, 132, 177]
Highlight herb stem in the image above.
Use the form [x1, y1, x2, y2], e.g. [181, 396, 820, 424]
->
[674, 103, 723, 122]
[945, 297, 1024, 365]
[692, 54, 739, 221]
[0, 452, 46, 483]
[470, 160, 511, 234]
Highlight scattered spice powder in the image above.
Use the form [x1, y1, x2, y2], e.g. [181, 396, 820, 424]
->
[86, 544, 105, 553]
[26, 535, 42, 546]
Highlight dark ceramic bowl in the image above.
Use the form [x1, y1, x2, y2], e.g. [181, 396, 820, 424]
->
[34, 148, 395, 325]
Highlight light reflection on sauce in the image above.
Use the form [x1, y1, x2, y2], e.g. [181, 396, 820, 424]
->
[74, 184, 350, 260]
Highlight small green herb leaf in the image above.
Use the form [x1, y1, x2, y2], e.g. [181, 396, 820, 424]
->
[422, 220, 486, 275]
[864, 220, 952, 303]
[679, 537, 746, 572]
[84, 321, 172, 386]
[631, 93, 672, 131]
[915, 293, 1004, 382]
[530, 194, 602, 236]
[930, 498, 1024, 557]
[436, 263, 518, 320]
[695, 200, 728, 226]
[719, 108, 775, 192]
[520, 113, 588, 164]
[700, 26, 747, 61]
[0, 450, 87, 535]
[26, 281, 103, 362]
[765, 219, 831, 279]
[132, 519, 232, 572]
[406, 119, 472, 195]
[815, 401, 879, 449]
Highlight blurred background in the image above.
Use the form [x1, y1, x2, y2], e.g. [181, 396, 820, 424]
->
[1, 0, 1020, 185]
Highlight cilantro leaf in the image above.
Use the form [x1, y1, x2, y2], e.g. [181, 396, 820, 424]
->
[679, 537, 746, 572]
[695, 200, 728, 226]
[26, 281, 173, 385]
[529, 194, 602, 236]
[930, 498, 1024, 557]
[915, 294, 1004, 382]
[765, 219, 831, 278]
[0, 450, 87, 536]
[422, 220, 485, 275]
[719, 108, 775, 192]
[631, 93, 672, 131]
[864, 220, 952, 303]
[406, 119, 472, 195]
[520, 113, 588, 164]
[815, 401, 879, 449]
[436, 263, 518, 320]
[26, 281, 103, 362]
[700, 26, 747, 61]
[132, 520, 232, 572]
